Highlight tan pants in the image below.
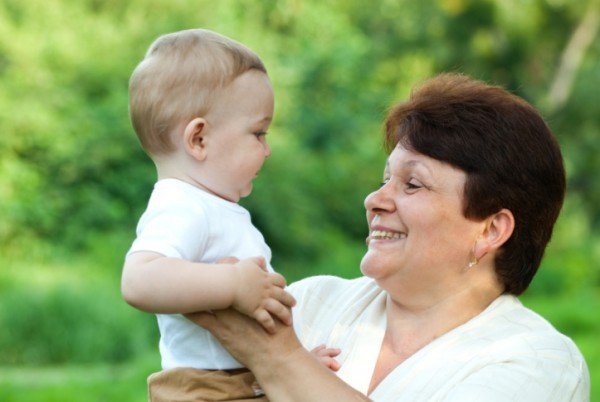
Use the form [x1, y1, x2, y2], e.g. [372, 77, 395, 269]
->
[148, 367, 269, 402]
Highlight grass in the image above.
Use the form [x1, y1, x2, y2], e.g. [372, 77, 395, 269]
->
[0, 353, 159, 402]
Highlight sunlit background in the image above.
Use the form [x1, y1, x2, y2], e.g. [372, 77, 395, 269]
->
[0, 0, 598, 400]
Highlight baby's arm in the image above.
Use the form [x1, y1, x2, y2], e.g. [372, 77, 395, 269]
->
[310, 344, 342, 372]
[121, 252, 295, 332]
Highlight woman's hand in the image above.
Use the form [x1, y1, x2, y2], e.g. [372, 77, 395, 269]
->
[185, 258, 368, 401]
[185, 308, 302, 369]
[186, 308, 369, 402]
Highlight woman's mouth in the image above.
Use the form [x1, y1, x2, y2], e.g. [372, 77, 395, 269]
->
[369, 230, 406, 240]
[366, 229, 407, 246]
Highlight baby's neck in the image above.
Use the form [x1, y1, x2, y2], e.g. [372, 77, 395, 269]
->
[154, 157, 191, 182]
[153, 158, 227, 200]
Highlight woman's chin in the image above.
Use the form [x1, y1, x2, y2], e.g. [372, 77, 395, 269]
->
[360, 254, 381, 278]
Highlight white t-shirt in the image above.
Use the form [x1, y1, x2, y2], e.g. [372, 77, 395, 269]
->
[289, 275, 590, 401]
[127, 179, 273, 370]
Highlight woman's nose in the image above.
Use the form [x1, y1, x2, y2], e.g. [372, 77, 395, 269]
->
[364, 183, 395, 214]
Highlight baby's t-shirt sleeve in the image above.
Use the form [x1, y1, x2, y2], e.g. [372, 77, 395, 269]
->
[127, 202, 209, 261]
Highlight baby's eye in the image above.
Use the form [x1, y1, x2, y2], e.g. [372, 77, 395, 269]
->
[254, 131, 267, 137]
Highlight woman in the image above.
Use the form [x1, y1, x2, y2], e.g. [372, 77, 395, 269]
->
[190, 73, 590, 401]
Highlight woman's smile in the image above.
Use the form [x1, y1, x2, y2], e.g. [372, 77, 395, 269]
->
[367, 227, 407, 245]
[370, 230, 405, 240]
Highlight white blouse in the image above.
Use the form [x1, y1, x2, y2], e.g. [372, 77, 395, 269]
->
[289, 275, 589, 401]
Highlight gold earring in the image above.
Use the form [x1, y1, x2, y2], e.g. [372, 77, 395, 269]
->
[467, 246, 479, 269]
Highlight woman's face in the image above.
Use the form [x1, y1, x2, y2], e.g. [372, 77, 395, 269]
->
[360, 144, 484, 296]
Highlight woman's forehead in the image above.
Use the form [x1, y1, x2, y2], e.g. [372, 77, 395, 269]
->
[387, 146, 431, 171]
[388, 145, 467, 191]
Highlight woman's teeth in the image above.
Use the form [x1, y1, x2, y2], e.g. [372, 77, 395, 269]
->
[370, 230, 405, 240]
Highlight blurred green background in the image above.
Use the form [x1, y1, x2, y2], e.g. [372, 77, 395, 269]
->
[0, 0, 598, 400]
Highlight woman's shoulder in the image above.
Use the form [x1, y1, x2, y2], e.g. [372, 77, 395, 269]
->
[472, 295, 587, 367]
[380, 295, 591, 401]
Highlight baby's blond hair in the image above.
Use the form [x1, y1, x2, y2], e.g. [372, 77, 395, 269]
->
[129, 29, 266, 155]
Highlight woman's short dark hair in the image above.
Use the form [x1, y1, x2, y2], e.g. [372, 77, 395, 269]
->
[384, 73, 566, 295]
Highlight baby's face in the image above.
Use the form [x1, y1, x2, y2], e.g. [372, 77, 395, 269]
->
[198, 70, 274, 202]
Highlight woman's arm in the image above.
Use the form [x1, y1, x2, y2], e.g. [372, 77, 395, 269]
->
[187, 309, 370, 402]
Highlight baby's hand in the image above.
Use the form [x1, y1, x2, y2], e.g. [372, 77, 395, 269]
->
[231, 256, 296, 334]
[311, 344, 341, 372]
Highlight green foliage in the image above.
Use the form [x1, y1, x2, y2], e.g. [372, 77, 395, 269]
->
[0, 235, 157, 366]
[527, 194, 600, 295]
[0, 284, 156, 365]
[0, 353, 157, 402]
[1, 0, 599, 278]
[1, 0, 598, 274]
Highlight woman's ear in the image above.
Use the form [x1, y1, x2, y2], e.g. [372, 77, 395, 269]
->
[183, 117, 208, 161]
[474, 209, 515, 261]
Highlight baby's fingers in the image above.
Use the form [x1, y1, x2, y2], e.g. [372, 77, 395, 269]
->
[311, 345, 342, 372]
[273, 287, 296, 308]
[311, 345, 341, 358]
[311, 344, 326, 354]
[324, 357, 341, 372]
[269, 272, 287, 288]
[321, 347, 342, 358]
[254, 309, 276, 334]
[264, 299, 293, 326]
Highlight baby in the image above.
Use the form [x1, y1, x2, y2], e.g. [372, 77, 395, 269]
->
[121, 29, 339, 401]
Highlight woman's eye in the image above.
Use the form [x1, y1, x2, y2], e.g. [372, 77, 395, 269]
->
[254, 131, 267, 138]
[406, 180, 422, 191]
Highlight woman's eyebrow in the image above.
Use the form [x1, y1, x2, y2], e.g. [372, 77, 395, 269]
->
[402, 159, 433, 176]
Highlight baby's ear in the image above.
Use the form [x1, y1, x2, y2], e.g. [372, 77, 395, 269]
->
[183, 117, 208, 161]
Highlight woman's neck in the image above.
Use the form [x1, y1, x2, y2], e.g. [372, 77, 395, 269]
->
[368, 280, 503, 394]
